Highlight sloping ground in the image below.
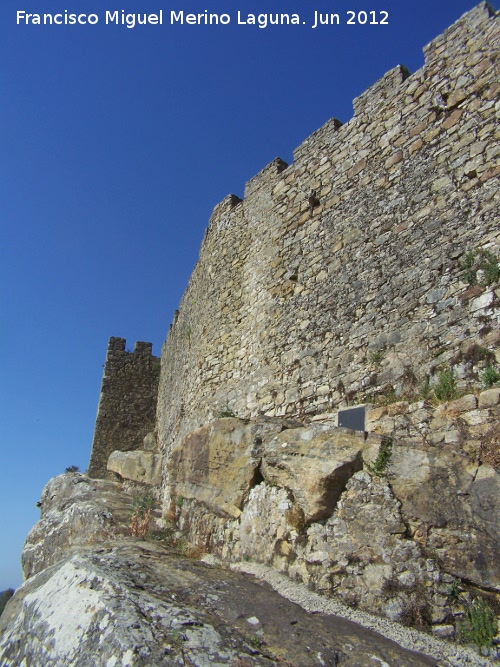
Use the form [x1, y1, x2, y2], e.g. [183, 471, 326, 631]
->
[1, 472, 496, 667]
[0, 472, 444, 667]
[0, 540, 441, 667]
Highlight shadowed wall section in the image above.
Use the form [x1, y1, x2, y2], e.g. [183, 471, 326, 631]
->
[88, 337, 160, 478]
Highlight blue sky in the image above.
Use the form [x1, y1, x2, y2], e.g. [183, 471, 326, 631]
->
[0, 0, 485, 590]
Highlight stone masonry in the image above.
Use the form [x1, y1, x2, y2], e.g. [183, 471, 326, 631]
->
[88, 337, 160, 478]
[157, 2, 499, 484]
[86, 2, 500, 636]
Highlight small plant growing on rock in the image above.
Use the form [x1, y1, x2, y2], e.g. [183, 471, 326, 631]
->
[147, 527, 173, 545]
[248, 635, 263, 650]
[480, 250, 500, 286]
[216, 407, 236, 418]
[382, 576, 431, 630]
[368, 350, 384, 367]
[433, 368, 457, 401]
[366, 437, 393, 475]
[399, 587, 431, 630]
[130, 491, 156, 539]
[447, 579, 462, 601]
[420, 375, 431, 400]
[65, 465, 79, 473]
[458, 597, 498, 651]
[481, 364, 500, 388]
[461, 248, 500, 287]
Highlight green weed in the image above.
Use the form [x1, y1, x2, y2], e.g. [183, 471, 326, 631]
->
[129, 491, 156, 539]
[481, 364, 500, 388]
[216, 407, 236, 418]
[458, 597, 498, 650]
[434, 368, 458, 401]
[461, 248, 500, 287]
[369, 350, 384, 367]
[367, 437, 393, 475]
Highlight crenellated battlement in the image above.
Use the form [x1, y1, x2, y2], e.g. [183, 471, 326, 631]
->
[201, 3, 497, 235]
[157, 2, 499, 463]
[423, 1, 496, 66]
[352, 65, 411, 117]
[244, 157, 289, 199]
[293, 117, 343, 164]
[106, 336, 154, 357]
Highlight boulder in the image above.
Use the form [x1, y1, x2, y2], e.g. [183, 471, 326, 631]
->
[389, 445, 500, 590]
[107, 449, 162, 485]
[169, 418, 281, 517]
[261, 425, 367, 523]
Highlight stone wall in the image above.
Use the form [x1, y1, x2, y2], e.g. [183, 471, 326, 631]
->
[157, 3, 500, 498]
[88, 337, 160, 478]
[82, 4, 500, 634]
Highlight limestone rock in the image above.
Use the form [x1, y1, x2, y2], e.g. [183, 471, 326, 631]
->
[169, 418, 281, 517]
[296, 471, 429, 618]
[0, 542, 441, 667]
[22, 473, 133, 579]
[260, 425, 367, 523]
[107, 449, 162, 485]
[4, 474, 443, 667]
[143, 431, 158, 450]
[389, 445, 500, 590]
[239, 483, 295, 562]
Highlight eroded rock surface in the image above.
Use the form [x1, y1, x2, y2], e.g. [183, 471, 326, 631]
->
[22, 472, 134, 578]
[169, 418, 282, 517]
[107, 449, 162, 485]
[1, 542, 443, 667]
[169, 417, 499, 631]
[1, 473, 444, 667]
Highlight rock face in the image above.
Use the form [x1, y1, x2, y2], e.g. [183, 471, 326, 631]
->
[22, 473, 134, 579]
[1, 543, 443, 667]
[0, 473, 444, 667]
[169, 418, 282, 518]
[170, 416, 500, 628]
[261, 426, 365, 523]
[107, 449, 162, 486]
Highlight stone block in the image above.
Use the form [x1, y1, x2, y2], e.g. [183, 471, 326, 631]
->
[478, 388, 500, 408]
[448, 394, 477, 413]
[143, 432, 157, 451]
[471, 290, 494, 312]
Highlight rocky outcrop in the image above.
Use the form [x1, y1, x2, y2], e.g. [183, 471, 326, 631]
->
[22, 472, 134, 579]
[1, 542, 446, 667]
[0, 473, 447, 667]
[261, 425, 365, 523]
[169, 416, 500, 633]
[169, 418, 283, 518]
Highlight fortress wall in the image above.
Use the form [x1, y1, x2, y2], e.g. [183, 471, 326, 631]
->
[88, 337, 161, 478]
[157, 3, 499, 489]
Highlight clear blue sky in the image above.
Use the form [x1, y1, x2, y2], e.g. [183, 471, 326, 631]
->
[0, 0, 485, 590]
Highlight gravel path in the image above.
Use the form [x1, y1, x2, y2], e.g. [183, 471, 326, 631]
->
[230, 560, 496, 667]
